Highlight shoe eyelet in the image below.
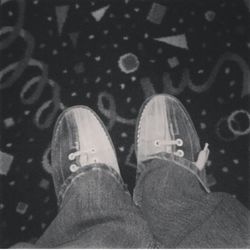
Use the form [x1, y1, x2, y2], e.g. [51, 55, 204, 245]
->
[91, 148, 96, 153]
[176, 150, 184, 157]
[93, 158, 98, 163]
[70, 164, 79, 172]
[176, 139, 183, 146]
[154, 140, 160, 147]
[68, 153, 75, 161]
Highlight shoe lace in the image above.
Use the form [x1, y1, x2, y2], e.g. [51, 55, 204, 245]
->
[154, 139, 209, 170]
[154, 138, 184, 157]
[194, 143, 209, 170]
[68, 148, 98, 172]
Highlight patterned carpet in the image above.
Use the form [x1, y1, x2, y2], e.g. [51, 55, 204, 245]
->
[1, 0, 250, 247]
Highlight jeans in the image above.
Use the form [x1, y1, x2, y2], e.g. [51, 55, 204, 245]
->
[12, 157, 250, 248]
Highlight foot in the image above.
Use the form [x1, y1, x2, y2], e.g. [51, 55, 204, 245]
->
[51, 105, 120, 198]
[135, 94, 209, 168]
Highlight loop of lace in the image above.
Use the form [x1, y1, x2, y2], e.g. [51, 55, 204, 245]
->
[154, 138, 184, 157]
[68, 148, 97, 171]
[154, 138, 183, 147]
[68, 148, 96, 160]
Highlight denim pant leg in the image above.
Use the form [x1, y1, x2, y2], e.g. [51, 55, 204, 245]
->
[35, 164, 154, 248]
[134, 158, 250, 248]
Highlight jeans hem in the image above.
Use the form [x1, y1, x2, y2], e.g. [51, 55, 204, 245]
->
[133, 154, 210, 206]
[57, 164, 127, 208]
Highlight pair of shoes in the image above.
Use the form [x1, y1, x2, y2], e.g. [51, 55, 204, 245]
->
[51, 94, 209, 200]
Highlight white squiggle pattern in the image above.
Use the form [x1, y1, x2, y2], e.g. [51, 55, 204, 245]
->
[227, 110, 250, 136]
[162, 52, 250, 97]
[97, 91, 135, 130]
[34, 80, 61, 130]
[0, 26, 62, 130]
[125, 144, 136, 169]
[42, 145, 52, 174]
[216, 117, 238, 142]
[20, 59, 47, 105]
[215, 110, 250, 142]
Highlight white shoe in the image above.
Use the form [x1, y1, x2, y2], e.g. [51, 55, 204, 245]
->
[51, 106, 120, 198]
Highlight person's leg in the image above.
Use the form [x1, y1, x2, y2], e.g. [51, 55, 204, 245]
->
[37, 165, 154, 248]
[133, 94, 250, 248]
[32, 106, 154, 248]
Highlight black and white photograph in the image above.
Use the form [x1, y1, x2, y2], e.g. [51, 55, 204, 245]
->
[0, 0, 250, 248]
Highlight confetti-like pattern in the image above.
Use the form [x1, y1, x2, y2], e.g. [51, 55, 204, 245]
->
[1, 0, 249, 247]
[118, 53, 140, 74]
[0, 151, 14, 175]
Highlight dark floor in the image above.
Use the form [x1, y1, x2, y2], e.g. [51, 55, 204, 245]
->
[1, 0, 250, 247]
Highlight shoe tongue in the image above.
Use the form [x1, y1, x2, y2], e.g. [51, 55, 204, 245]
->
[79, 153, 88, 166]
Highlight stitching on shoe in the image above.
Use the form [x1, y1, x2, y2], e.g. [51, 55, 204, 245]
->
[136, 99, 152, 157]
